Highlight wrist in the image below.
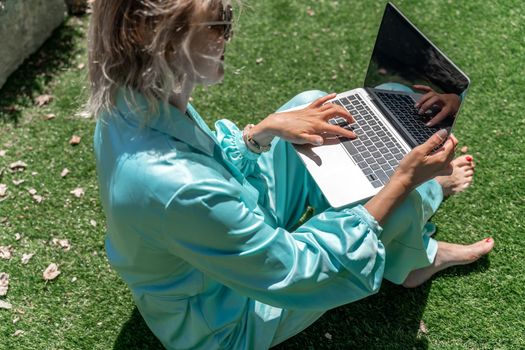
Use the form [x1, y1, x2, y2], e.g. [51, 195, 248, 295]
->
[249, 117, 276, 146]
[388, 172, 415, 194]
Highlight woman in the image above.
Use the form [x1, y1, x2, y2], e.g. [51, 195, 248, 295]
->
[88, 1, 493, 349]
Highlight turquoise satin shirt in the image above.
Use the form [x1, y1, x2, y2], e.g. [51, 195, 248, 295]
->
[94, 89, 440, 349]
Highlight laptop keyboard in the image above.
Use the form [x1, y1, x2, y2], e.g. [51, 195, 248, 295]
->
[375, 92, 441, 144]
[328, 94, 407, 188]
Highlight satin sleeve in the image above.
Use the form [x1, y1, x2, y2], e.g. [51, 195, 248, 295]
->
[163, 175, 386, 311]
[213, 119, 262, 177]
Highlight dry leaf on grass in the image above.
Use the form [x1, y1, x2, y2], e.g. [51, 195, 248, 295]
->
[60, 168, 70, 178]
[75, 111, 92, 119]
[9, 161, 27, 171]
[13, 330, 24, 337]
[0, 299, 12, 310]
[43, 263, 61, 281]
[77, 63, 86, 70]
[69, 135, 82, 145]
[324, 332, 333, 340]
[0, 150, 6, 157]
[306, 7, 315, 16]
[42, 114, 56, 121]
[419, 320, 428, 334]
[21, 253, 35, 265]
[51, 239, 71, 251]
[0, 184, 7, 197]
[15, 233, 22, 241]
[89, 219, 97, 227]
[71, 277, 77, 283]
[0, 246, 13, 260]
[12, 179, 25, 186]
[28, 188, 37, 195]
[255, 57, 264, 65]
[32, 195, 43, 203]
[70, 187, 85, 198]
[34, 94, 53, 107]
[0, 272, 9, 296]
[460, 146, 468, 154]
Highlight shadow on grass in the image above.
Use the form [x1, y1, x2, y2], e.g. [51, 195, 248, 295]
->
[113, 308, 164, 350]
[274, 282, 431, 350]
[112, 255, 490, 350]
[0, 17, 84, 125]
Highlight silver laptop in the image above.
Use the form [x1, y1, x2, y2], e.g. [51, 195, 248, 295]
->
[282, 2, 470, 209]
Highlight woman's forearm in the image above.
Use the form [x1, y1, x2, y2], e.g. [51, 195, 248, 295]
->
[364, 176, 413, 226]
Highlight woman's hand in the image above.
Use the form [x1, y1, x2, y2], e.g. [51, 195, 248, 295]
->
[365, 129, 457, 225]
[413, 85, 461, 127]
[250, 93, 357, 147]
[392, 129, 458, 191]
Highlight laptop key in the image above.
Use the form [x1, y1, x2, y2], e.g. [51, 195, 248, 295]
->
[363, 167, 373, 176]
[341, 140, 359, 156]
[375, 169, 389, 184]
[371, 180, 383, 188]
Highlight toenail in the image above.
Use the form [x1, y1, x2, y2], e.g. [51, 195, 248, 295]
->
[466, 156, 473, 162]
[485, 237, 492, 243]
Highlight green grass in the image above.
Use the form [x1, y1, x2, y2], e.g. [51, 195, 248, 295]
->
[1, 1, 524, 348]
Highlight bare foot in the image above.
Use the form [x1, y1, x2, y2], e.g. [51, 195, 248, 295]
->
[435, 155, 475, 197]
[402, 238, 494, 288]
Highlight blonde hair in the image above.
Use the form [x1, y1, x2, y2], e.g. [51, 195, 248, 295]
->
[87, 0, 231, 117]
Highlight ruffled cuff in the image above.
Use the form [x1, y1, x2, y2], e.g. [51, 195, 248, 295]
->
[342, 205, 383, 238]
[214, 119, 261, 177]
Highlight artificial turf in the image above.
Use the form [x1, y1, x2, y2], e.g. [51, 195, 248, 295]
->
[0, 1, 524, 349]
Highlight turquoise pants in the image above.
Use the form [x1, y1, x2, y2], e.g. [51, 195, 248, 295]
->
[256, 91, 443, 346]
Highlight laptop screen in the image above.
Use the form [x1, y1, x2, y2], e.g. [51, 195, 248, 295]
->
[364, 3, 469, 100]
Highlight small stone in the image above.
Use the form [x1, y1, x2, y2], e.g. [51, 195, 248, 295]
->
[13, 329, 24, 337]
[89, 219, 97, 227]
[255, 57, 264, 65]
[28, 188, 38, 195]
[60, 168, 70, 178]
[324, 332, 332, 340]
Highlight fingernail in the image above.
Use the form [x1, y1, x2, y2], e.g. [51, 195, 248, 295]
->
[466, 156, 473, 162]
[315, 139, 324, 146]
[414, 103, 419, 108]
[426, 122, 432, 127]
[418, 109, 424, 115]
[485, 237, 492, 243]
[436, 129, 448, 140]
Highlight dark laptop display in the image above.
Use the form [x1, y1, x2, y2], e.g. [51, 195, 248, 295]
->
[363, 3, 470, 147]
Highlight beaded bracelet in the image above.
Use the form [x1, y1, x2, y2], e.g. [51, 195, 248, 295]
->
[242, 124, 272, 153]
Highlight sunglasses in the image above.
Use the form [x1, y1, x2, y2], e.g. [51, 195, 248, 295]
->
[202, 4, 233, 41]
